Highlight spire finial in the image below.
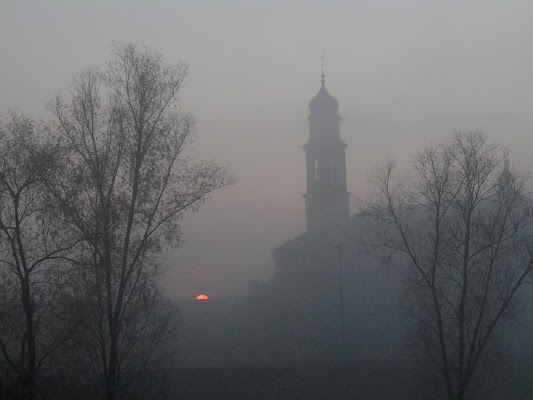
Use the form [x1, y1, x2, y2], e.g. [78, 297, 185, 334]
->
[320, 53, 326, 84]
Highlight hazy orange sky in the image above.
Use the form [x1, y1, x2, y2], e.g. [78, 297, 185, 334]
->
[2, 1, 533, 299]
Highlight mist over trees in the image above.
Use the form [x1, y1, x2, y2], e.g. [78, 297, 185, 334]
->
[0, 43, 230, 399]
[1, 37, 533, 400]
[361, 130, 533, 400]
[0, 112, 82, 399]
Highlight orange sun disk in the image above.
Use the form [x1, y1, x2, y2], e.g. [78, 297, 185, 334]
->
[196, 294, 209, 300]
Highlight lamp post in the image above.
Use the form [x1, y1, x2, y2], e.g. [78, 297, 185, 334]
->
[335, 244, 345, 361]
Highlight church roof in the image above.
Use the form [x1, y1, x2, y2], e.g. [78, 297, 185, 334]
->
[308, 74, 339, 114]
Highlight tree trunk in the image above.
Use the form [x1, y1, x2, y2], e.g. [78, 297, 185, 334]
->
[21, 275, 37, 399]
[106, 329, 118, 400]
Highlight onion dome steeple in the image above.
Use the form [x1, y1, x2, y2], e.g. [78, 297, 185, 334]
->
[303, 67, 350, 234]
[308, 73, 339, 114]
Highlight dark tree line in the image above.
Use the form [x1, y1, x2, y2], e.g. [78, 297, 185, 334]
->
[362, 130, 533, 400]
[0, 43, 231, 400]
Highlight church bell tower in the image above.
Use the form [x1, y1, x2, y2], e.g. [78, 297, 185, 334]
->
[303, 72, 350, 234]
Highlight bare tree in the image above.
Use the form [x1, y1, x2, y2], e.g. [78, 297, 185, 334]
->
[0, 112, 81, 399]
[361, 130, 533, 400]
[48, 43, 231, 400]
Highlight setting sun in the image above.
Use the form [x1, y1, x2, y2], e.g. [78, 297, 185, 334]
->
[196, 294, 209, 300]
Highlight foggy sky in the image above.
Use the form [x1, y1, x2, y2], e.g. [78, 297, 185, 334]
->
[2, 1, 533, 299]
